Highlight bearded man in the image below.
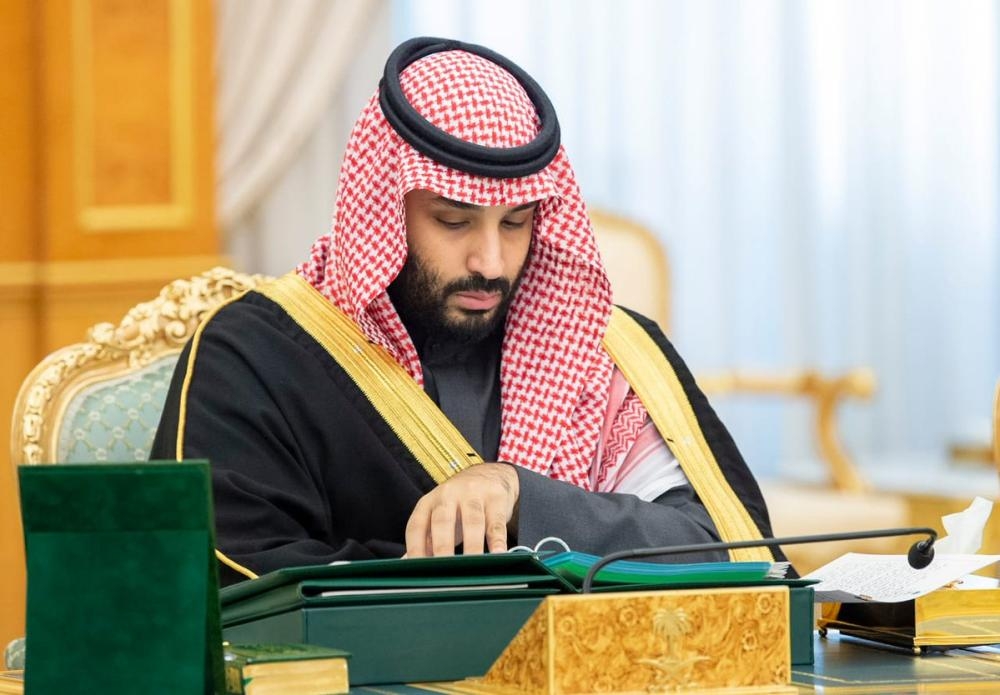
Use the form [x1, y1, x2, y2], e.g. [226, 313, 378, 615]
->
[152, 38, 784, 586]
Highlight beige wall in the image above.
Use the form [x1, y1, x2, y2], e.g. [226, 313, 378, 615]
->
[0, 0, 221, 648]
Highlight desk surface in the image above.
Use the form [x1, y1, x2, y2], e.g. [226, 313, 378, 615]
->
[349, 631, 1000, 695]
[792, 631, 1000, 693]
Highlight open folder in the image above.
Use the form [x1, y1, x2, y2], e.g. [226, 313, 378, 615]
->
[221, 552, 798, 621]
[220, 552, 813, 685]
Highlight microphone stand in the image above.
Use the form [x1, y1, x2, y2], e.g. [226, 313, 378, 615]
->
[581, 526, 938, 593]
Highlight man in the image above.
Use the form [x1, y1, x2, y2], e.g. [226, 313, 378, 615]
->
[152, 37, 784, 586]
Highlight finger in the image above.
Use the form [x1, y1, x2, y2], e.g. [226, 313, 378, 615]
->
[405, 498, 431, 558]
[429, 502, 457, 557]
[485, 508, 509, 553]
[460, 499, 486, 555]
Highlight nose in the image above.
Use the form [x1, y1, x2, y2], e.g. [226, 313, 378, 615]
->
[466, 227, 504, 279]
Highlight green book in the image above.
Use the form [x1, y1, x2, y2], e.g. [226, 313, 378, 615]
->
[18, 461, 224, 695]
[223, 643, 349, 695]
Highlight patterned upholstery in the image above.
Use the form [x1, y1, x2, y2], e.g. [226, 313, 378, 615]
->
[10, 267, 269, 467]
[57, 354, 178, 463]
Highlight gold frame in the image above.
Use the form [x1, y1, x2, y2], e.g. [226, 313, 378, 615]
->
[72, 0, 194, 231]
[10, 267, 267, 466]
[697, 369, 877, 492]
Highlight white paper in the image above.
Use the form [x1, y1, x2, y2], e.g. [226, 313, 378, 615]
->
[805, 552, 1000, 603]
[954, 573, 1000, 590]
[934, 496, 994, 554]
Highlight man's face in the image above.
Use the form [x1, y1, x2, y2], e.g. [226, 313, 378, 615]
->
[389, 189, 537, 343]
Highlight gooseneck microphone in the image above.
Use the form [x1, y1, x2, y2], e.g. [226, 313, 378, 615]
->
[581, 526, 938, 593]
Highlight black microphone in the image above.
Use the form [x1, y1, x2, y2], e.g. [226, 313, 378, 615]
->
[581, 526, 938, 593]
[907, 537, 936, 569]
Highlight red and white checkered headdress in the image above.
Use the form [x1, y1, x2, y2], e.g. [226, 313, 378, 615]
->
[298, 44, 619, 488]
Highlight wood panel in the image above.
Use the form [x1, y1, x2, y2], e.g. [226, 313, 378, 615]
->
[41, 0, 217, 260]
[0, 0, 220, 650]
[86, 0, 173, 206]
[0, 0, 39, 652]
[0, 280, 36, 655]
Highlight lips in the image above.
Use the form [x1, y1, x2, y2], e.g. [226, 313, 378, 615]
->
[452, 291, 502, 311]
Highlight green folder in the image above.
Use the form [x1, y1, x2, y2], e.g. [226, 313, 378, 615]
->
[220, 553, 816, 684]
[221, 554, 571, 684]
[541, 550, 786, 586]
[19, 461, 224, 695]
[222, 553, 571, 623]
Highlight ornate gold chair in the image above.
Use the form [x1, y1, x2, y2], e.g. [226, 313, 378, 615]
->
[590, 208, 904, 572]
[10, 267, 268, 467]
[591, 208, 875, 493]
[6, 267, 269, 670]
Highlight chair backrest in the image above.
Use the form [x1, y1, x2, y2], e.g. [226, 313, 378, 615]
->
[590, 208, 670, 332]
[10, 267, 268, 466]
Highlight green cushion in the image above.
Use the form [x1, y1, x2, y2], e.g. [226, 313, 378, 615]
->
[58, 354, 178, 463]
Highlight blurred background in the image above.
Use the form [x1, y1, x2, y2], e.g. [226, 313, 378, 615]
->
[1, 0, 998, 646]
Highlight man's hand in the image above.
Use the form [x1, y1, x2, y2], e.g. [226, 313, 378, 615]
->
[405, 463, 519, 557]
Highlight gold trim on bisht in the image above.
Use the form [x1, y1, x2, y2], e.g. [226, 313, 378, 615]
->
[602, 307, 774, 562]
[258, 273, 483, 484]
[174, 284, 262, 580]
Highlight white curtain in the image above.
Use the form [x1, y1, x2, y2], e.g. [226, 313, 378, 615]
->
[395, 0, 1000, 479]
[215, 0, 390, 275]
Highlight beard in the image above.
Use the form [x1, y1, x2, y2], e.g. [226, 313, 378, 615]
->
[388, 252, 523, 344]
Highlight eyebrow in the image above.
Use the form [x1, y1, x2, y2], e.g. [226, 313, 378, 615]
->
[435, 196, 539, 213]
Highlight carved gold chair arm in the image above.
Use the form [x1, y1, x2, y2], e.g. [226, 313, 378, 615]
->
[85, 266, 270, 369]
[696, 368, 877, 493]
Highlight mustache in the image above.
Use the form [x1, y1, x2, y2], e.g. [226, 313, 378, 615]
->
[444, 274, 511, 296]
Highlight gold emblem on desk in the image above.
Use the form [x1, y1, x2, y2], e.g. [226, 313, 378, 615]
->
[483, 587, 796, 693]
[636, 607, 711, 689]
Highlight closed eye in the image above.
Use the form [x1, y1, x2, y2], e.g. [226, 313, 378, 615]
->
[435, 217, 469, 230]
[501, 217, 531, 230]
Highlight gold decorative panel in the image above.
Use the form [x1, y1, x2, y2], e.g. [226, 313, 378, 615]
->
[73, 0, 193, 230]
[485, 587, 793, 694]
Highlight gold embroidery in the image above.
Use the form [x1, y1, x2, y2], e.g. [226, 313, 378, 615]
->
[603, 307, 774, 562]
[174, 281, 262, 580]
[257, 274, 482, 484]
